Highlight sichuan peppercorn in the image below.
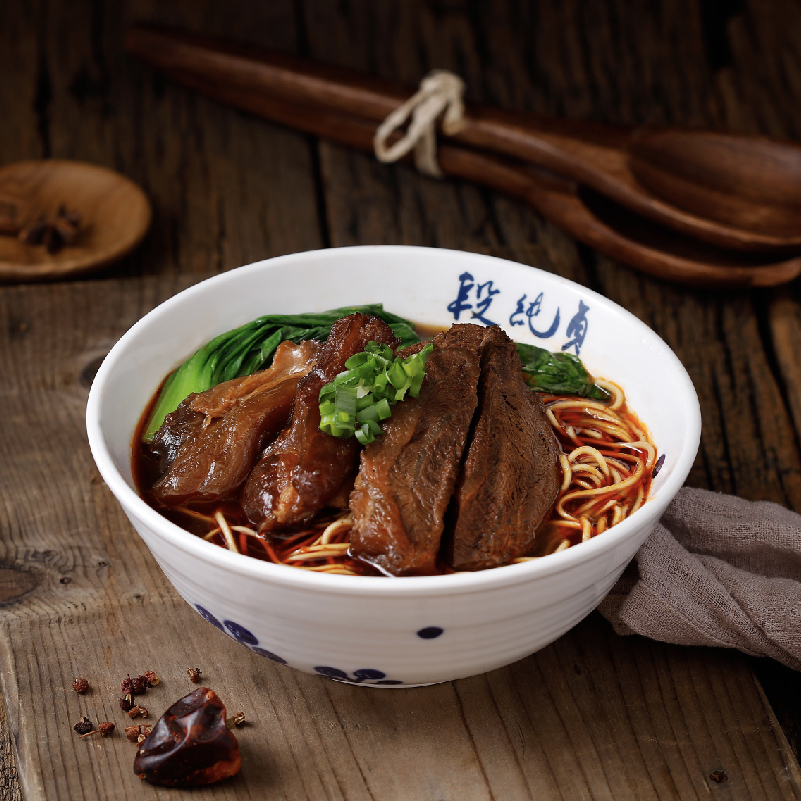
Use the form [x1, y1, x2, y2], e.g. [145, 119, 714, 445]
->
[121, 674, 148, 695]
[73, 716, 93, 735]
[134, 688, 240, 787]
[79, 721, 115, 740]
[71, 678, 89, 694]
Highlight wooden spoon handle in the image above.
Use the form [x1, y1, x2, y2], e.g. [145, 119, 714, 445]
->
[118, 48, 801, 289]
[124, 23, 642, 172]
[445, 151, 801, 289]
[122, 25, 637, 190]
[125, 23, 801, 254]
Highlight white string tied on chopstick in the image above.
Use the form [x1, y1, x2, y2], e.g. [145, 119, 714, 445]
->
[373, 70, 466, 178]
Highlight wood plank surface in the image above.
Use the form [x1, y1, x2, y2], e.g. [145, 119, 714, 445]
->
[2, 0, 801, 798]
[1, 273, 800, 801]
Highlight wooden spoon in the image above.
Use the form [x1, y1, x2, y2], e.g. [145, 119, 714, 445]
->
[0, 160, 151, 282]
[628, 129, 801, 238]
[125, 22, 801, 254]
[464, 156, 801, 289]
[126, 74, 799, 288]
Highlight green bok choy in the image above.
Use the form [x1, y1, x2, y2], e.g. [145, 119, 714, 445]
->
[142, 305, 609, 442]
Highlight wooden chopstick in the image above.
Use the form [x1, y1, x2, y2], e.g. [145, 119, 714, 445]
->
[124, 23, 801, 288]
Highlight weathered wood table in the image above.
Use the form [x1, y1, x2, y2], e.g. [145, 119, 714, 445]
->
[3, 1, 801, 798]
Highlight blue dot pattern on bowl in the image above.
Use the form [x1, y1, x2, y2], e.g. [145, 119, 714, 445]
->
[195, 605, 225, 632]
[195, 607, 443, 684]
[314, 666, 403, 686]
[251, 647, 288, 665]
[224, 620, 259, 645]
[309, 626, 445, 685]
[314, 666, 349, 681]
[353, 668, 386, 681]
[194, 606, 287, 664]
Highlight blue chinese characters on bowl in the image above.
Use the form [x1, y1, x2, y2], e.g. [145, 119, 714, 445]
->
[448, 270, 591, 355]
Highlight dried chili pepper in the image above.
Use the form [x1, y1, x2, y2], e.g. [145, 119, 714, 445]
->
[134, 688, 240, 787]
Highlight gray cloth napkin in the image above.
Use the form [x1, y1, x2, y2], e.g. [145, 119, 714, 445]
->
[597, 486, 801, 671]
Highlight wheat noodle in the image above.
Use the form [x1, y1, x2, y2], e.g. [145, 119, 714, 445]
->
[193, 383, 656, 570]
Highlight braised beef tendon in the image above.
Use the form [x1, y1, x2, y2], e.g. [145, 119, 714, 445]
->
[243, 313, 400, 531]
[147, 340, 319, 506]
[349, 324, 485, 575]
[445, 326, 562, 570]
[148, 403, 205, 480]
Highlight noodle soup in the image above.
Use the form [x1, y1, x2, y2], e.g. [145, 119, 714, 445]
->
[88, 246, 700, 685]
[133, 317, 657, 576]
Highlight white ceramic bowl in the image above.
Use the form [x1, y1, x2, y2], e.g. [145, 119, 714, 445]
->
[86, 246, 701, 686]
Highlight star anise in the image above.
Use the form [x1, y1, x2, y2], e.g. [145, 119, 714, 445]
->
[0, 199, 22, 235]
[18, 205, 82, 254]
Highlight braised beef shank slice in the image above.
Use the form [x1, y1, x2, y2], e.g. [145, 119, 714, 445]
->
[446, 325, 562, 570]
[243, 313, 400, 531]
[349, 324, 485, 576]
[149, 340, 319, 506]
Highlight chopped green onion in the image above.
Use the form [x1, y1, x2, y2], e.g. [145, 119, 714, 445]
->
[375, 398, 393, 419]
[320, 384, 359, 437]
[334, 385, 357, 420]
[319, 342, 434, 443]
[355, 419, 383, 445]
[355, 404, 381, 424]
[388, 360, 408, 389]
